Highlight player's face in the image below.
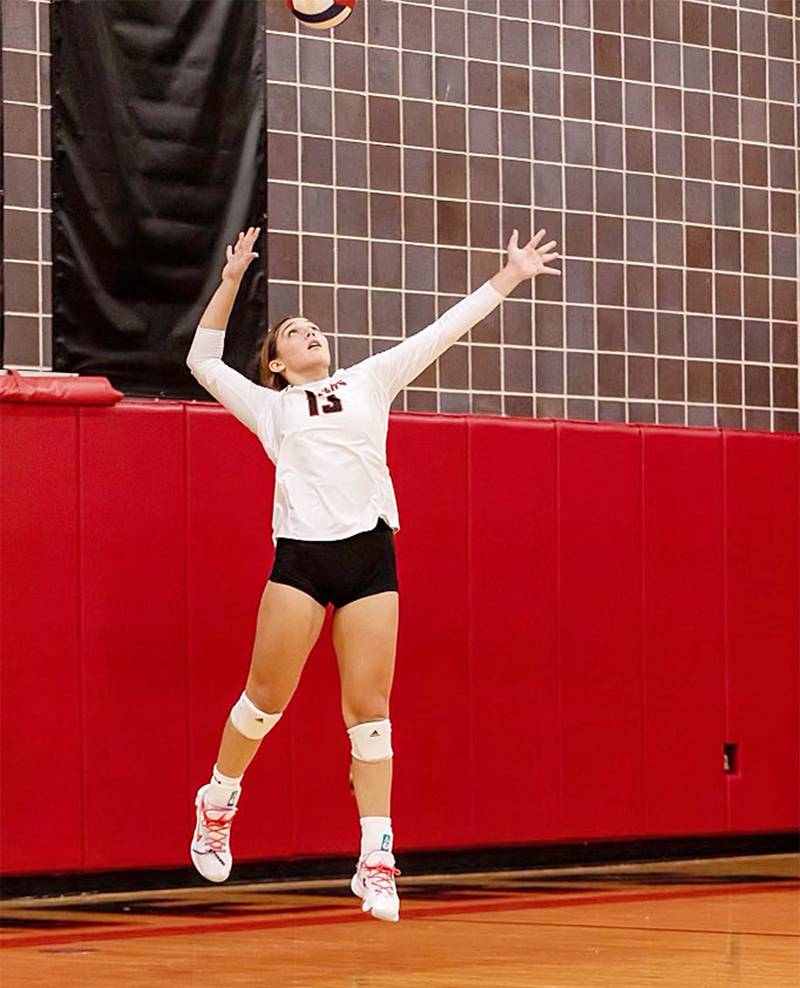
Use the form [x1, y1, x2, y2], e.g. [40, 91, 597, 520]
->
[277, 317, 330, 376]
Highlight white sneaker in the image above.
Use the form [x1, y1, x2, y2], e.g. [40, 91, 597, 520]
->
[190, 783, 238, 883]
[350, 849, 401, 922]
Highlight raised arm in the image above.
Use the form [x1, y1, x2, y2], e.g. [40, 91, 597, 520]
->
[352, 229, 561, 403]
[186, 227, 271, 435]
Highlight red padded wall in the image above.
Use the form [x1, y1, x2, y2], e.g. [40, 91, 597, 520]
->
[1, 400, 798, 876]
[0, 407, 83, 872]
[390, 415, 475, 849]
[286, 609, 356, 856]
[724, 431, 800, 831]
[78, 403, 189, 869]
[641, 428, 726, 835]
[467, 418, 560, 844]
[557, 422, 646, 839]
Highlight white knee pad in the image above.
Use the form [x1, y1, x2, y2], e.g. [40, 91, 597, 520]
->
[348, 719, 393, 762]
[229, 690, 282, 741]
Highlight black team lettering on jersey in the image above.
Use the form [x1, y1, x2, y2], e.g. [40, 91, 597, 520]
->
[304, 379, 348, 417]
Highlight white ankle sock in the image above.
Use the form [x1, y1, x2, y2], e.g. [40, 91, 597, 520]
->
[360, 816, 393, 857]
[207, 764, 243, 809]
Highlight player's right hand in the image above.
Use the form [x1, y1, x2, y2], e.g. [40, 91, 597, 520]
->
[222, 226, 260, 282]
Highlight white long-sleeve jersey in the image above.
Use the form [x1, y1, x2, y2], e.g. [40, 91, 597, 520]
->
[186, 279, 506, 544]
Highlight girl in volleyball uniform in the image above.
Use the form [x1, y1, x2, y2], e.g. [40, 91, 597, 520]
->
[186, 226, 560, 922]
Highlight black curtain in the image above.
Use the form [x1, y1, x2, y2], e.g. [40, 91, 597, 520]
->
[52, 0, 266, 397]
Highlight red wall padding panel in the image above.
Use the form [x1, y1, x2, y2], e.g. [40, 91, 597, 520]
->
[724, 432, 799, 832]
[467, 418, 560, 844]
[1, 407, 83, 872]
[390, 415, 475, 849]
[1, 400, 798, 875]
[285, 611, 356, 856]
[558, 423, 646, 839]
[641, 428, 726, 835]
[78, 404, 189, 869]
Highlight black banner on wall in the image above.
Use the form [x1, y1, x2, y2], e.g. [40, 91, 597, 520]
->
[52, 0, 266, 397]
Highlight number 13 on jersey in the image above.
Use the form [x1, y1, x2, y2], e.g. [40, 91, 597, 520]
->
[305, 390, 344, 416]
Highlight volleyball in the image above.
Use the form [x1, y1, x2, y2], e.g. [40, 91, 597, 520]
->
[286, 0, 356, 30]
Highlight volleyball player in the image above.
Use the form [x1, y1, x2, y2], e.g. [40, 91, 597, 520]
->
[185, 225, 560, 921]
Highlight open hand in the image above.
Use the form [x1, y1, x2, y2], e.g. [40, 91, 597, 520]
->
[506, 229, 561, 280]
[222, 226, 261, 282]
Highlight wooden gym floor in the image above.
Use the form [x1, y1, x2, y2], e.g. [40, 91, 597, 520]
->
[2, 853, 797, 986]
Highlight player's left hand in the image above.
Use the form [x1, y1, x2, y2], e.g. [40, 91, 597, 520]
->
[506, 229, 561, 280]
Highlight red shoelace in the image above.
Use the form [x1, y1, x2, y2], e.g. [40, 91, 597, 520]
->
[200, 803, 237, 854]
[363, 861, 401, 895]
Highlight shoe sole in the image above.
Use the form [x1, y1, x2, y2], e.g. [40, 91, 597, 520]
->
[351, 873, 400, 922]
[190, 846, 229, 883]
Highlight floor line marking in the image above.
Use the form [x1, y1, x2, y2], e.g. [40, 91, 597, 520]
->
[2, 880, 797, 950]
[443, 918, 800, 939]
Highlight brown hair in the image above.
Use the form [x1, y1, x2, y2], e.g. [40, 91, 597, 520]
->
[258, 315, 296, 390]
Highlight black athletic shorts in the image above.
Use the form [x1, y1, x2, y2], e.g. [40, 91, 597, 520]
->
[268, 517, 399, 609]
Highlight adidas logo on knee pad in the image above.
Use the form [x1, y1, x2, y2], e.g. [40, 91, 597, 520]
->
[230, 690, 283, 740]
[348, 719, 393, 761]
